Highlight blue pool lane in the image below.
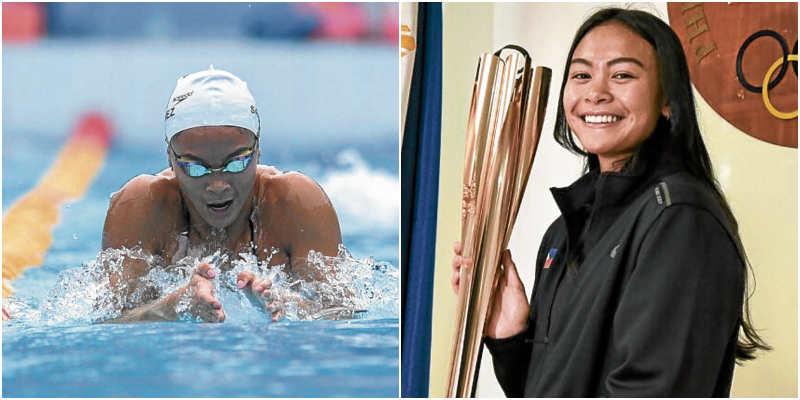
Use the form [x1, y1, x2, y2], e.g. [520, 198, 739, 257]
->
[2, 319, 399, 397]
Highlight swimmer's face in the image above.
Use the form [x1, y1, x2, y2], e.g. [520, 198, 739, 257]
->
[169, 126, 259, 229]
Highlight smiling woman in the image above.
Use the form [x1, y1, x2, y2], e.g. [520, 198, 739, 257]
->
[563, 22, 669, 172]
[452, 7, 770, 397]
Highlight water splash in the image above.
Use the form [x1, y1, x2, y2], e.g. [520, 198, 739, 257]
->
[3, 245, 398, 326]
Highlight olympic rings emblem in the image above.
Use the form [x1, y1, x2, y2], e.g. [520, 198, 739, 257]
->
[735, 30, 798, 120]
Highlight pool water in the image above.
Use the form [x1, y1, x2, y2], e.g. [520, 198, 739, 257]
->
[2, 135, 400, 397]
[3, 319, 399, 397]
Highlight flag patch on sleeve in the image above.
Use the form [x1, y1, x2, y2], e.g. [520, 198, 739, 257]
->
[544, 248, 558, 269]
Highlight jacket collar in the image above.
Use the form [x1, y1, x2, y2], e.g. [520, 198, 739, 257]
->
[550, 160, 682, 254]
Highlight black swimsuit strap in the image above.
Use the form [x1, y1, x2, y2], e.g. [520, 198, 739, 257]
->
[248, 203, 258, 257]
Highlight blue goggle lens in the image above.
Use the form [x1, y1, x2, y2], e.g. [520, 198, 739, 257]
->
[177, 151, 254, 177]
[223, 154, 250, 173]
[183, 162, 210, 177]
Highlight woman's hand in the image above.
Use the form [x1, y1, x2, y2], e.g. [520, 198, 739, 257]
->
[173, 262, 226, 323]
[451, 241, 473, 294]
[101, 261, 225, 324]
[237, 271, 285, 322]
[452, 242, 529, 339]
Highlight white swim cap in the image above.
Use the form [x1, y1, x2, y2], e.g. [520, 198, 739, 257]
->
[164, 66, 261, 142]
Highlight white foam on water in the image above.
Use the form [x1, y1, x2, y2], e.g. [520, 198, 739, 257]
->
[320, 149, 399, 233]
[3, 245, 399, 326]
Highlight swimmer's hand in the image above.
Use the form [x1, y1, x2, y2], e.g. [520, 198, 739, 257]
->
[175, 262, 225, 323]
[102, 262, 224, 324]
[236, 271, 284, 322]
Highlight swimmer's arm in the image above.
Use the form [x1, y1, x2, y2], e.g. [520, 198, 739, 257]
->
[101, 263, 224, 324]
[238, 272, 358, 321]
[99, 174, 182, 323]
[100, 294, 180, 324]
[284, 176, 356, 313]
[244, 172, 349, 320]
[100, 177, 154, 307]
[96, 249, 184, 323]
[282, 173, 343, 282]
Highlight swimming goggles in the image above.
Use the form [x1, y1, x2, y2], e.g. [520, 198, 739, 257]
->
[171, 144, 257, 178]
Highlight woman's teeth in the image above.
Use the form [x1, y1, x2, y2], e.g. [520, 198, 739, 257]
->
[584, 115, 620, 124]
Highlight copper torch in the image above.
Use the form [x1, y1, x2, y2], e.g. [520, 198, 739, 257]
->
[446, 45, 551, 398]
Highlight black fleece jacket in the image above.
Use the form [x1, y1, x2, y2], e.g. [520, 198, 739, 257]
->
[485, 164, 743, 397]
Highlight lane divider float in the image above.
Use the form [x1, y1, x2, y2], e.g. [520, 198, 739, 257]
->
[2, 112, 113, 319]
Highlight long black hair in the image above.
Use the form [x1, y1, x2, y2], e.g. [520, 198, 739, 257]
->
[553, 7, 770, 362]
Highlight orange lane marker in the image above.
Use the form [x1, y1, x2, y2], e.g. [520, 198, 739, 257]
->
[2, 113, 114, 318]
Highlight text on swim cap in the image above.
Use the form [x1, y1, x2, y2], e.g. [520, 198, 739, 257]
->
[173, 91, 194, 103]
[165, 91, 194, 121]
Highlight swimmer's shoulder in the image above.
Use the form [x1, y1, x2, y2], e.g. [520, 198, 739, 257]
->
[103, 169, 182, 250]
[255, 164, 283, 179]
[252, 165, 341, 258]
[109, 168, 181, 209]
[254, 166, 332, 208]
[253, 165, 283, 203]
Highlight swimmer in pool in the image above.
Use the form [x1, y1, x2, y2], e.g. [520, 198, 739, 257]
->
[101, 67, 342, 323]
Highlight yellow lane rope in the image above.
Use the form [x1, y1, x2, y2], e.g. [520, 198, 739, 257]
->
[2, 113, 113, 318]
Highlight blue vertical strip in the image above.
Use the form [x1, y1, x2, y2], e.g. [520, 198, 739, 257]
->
[401, 3, 442, 398]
